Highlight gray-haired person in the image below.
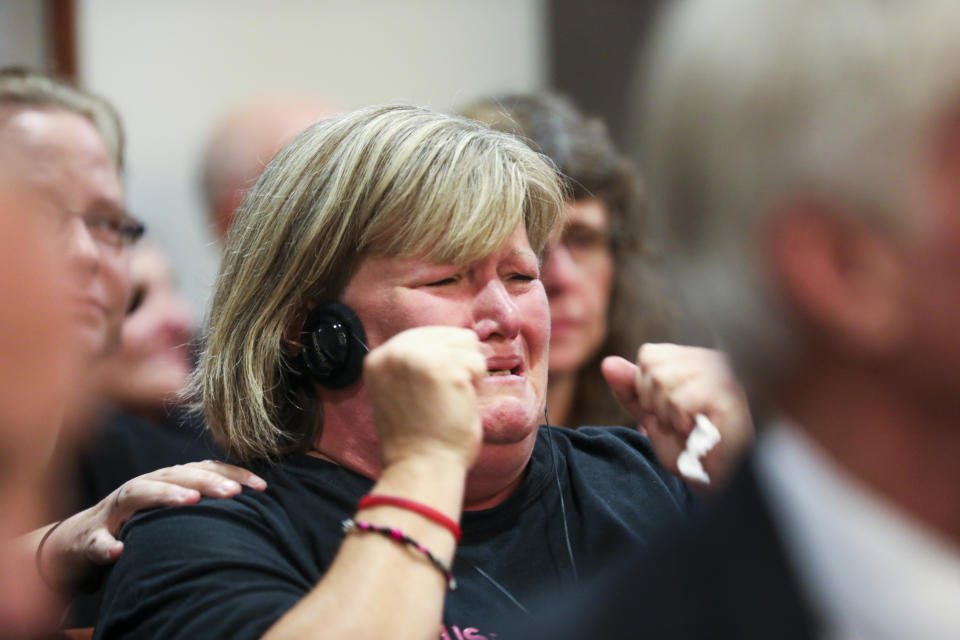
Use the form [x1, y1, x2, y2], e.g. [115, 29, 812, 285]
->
[515, 0, 960, 637]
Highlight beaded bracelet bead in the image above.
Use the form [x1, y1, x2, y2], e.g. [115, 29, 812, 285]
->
[342, 518, 457, 590]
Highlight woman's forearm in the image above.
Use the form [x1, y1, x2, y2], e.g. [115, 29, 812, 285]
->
[263, 454, 466, 640]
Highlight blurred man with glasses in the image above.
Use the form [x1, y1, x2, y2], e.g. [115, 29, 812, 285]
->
[0, 69, 262, 638]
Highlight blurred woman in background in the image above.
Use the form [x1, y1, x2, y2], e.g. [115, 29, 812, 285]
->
[98, 240, 195, 421]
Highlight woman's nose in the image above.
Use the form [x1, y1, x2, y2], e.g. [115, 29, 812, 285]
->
[472, 280, 521, 340]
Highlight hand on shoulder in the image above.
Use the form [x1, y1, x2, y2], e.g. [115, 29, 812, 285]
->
[36, 460, 265, 593]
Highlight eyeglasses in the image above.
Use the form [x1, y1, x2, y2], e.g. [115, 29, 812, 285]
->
[83, 212, 146, 249]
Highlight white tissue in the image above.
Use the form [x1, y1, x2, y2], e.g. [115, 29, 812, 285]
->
[677, 413, 721, 484]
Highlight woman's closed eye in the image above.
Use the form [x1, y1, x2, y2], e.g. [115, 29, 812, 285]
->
[424, 276, 459, 287]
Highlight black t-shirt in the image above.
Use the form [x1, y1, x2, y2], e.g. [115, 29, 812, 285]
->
[94, 426, 693, 640]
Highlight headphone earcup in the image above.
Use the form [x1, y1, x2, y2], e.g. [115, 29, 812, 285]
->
[299, 302, 367, 389]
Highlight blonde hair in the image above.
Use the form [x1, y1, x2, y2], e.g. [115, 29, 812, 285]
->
[0, 67, 124, 169]
[192, 105, 564, 462]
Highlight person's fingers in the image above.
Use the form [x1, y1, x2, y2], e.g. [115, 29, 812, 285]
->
[368, 326, 480, 376]
[669, 377, 723, 421]
[139, 464, 248, 497]
[458, 355, 488, 395]
[642, 413, 686, 476]
[442, 325, 481, 349]
[366, 326, 485, 469]
[458, 349, 487, 385]
[176, 460, 267, 491]
[439, 329, 486, 386]
[637, 361, 699, 430]
[636, 343, 688, 370]
[637, 343, 716, 370]
[111, 477, 204, 518]
[84, 528, 124, 566]
[602, 356, 644, 417]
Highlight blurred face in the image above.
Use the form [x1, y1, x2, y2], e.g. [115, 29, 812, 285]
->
[212, 100, 338, 242]
[542, 198, 615, 376]
[0, 107, 130, 360]
[0, 107, 128, 634]
[0, 182, 78, 634]
[342, 224, 550, 446]
[779, 111, 960, 414]
[100, 244, 194, 415]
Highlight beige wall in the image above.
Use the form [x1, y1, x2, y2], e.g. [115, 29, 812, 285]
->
[77, 0, 548, 312]
[0, 1, 48, 68]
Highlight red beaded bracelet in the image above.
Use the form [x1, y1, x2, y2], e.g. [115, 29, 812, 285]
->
[357, 494, 462, 543]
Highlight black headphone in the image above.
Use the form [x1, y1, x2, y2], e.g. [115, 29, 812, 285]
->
[298, 302, 368, 389]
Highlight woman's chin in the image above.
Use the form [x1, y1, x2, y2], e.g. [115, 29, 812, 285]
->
[479, 398, 542, 445]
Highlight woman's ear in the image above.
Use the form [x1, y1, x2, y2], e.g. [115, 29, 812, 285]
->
[282, 306, 310, 355]
[764, 201, 907, 357]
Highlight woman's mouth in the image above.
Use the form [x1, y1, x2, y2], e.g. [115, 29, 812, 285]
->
[485, 356, 523, 377]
